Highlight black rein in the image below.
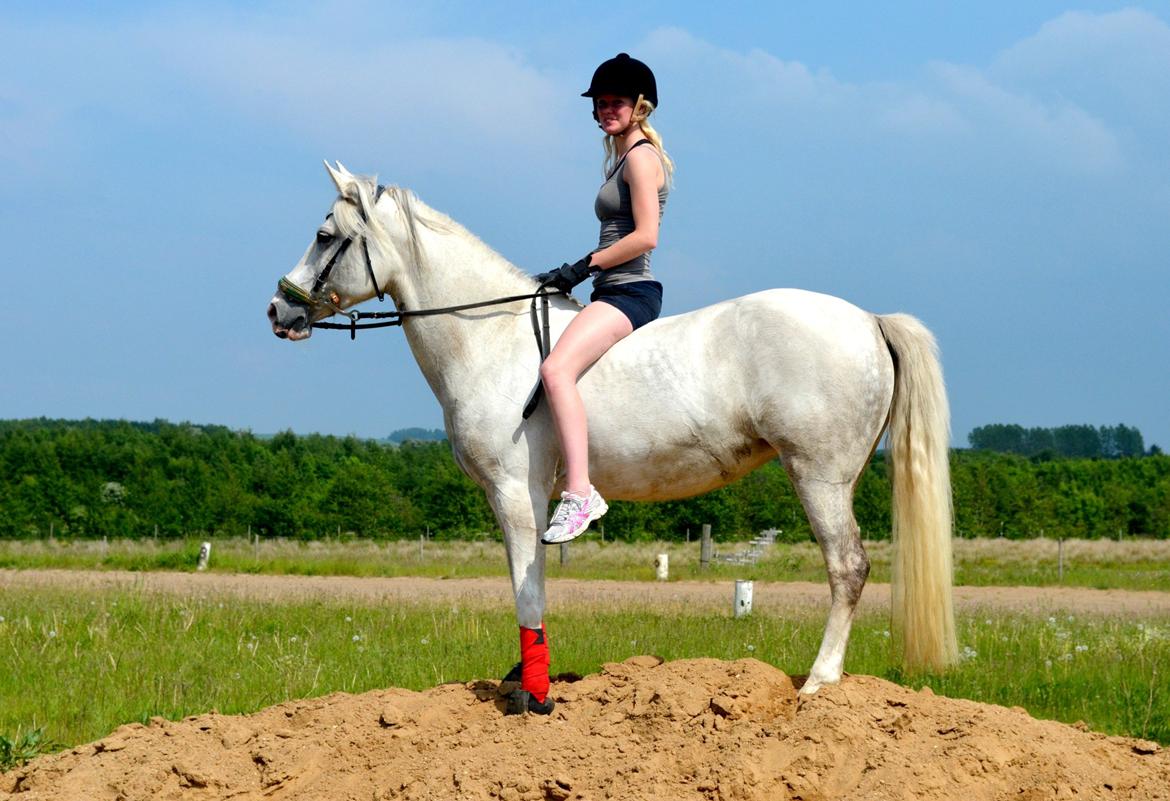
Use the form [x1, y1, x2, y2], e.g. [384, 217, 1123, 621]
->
[312, 288, 565, 340]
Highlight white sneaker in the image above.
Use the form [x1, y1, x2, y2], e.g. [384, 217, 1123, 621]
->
[541, 486, 608, 545]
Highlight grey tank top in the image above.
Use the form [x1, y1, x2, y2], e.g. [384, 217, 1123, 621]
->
[593, 141, 669, 288]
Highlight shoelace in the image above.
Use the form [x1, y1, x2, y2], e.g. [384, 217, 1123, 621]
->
[550, 493, 586, 526]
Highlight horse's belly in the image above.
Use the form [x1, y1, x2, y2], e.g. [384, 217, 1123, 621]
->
[585, 416, 778, 501]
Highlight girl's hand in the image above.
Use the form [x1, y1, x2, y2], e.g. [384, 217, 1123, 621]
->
[534, 256, 596, 291]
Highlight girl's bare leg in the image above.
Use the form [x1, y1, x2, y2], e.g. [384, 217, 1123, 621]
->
[539, 301, 633, 496]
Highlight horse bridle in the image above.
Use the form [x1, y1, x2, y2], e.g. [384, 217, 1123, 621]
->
[276, 185, 388, 317]
[275, 184, 564, 418]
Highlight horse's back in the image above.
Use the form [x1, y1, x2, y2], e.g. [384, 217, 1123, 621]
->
[580, 288, 895, 499]
[599, 288, 888, 396]
[642, 287, 876, 341]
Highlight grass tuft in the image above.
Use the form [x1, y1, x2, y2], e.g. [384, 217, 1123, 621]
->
[0, 728, 55, 771]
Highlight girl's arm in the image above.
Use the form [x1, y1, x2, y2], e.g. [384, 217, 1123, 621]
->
[588, 147, 664, 270]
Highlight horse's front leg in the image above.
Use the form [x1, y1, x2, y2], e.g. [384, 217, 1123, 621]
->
[489, 479, 555, 715]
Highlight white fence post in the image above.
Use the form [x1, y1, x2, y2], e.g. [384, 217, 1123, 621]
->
[196, 541, 212, 571]
[734, 580, 753, 617]
[655, 553, 669, 581]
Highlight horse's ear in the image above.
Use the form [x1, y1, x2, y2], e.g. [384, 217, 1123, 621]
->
[323, 160, 351, 195]
[356, 176, 380, 221]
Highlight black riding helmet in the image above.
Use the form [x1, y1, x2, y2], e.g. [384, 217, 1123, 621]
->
[581, 53, 658, 121]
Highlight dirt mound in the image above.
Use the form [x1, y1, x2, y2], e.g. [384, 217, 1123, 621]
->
[3, 657, 1167, 801]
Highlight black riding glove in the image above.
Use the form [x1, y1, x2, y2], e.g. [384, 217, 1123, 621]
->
[534, 256, 596, 292]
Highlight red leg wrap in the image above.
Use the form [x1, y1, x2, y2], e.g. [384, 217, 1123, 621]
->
[519, 624, 550, 703]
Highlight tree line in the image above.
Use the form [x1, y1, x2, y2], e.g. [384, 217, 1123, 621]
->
[1, 418, 1167, 542]
[969, 423, 1153, 458]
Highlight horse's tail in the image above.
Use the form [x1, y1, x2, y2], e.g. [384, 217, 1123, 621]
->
[876, 313, 958, 671]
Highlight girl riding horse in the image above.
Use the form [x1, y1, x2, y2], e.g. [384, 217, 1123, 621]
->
[537, 53, 674, 547]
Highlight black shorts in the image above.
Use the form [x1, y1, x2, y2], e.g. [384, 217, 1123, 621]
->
[590, 280, 663, 330]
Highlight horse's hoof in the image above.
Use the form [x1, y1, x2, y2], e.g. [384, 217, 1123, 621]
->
[505, 689, 555, 716]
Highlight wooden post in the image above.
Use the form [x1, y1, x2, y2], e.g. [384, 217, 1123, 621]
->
[700, 524, 713, 570]
[1058, 538, 1064, 582]
[560, 542, 569, 566]
[599, 522, 605, 542]
[418, 534, 424, 560]
[686, 527, 690, 543]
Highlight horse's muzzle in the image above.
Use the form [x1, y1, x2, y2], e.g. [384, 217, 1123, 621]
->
[267, 297, 312, 341]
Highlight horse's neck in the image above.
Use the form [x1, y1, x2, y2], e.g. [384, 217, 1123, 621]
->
[394, 216, 533, 312]
[379, 201, 541, 403]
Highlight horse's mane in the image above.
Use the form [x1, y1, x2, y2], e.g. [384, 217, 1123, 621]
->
[331, 179, 539, 290]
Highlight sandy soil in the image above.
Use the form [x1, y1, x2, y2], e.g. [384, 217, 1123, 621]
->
[3, 655, 1166, 801]
[3, 569, 1170, 617]
[4, 571, 1170, 799]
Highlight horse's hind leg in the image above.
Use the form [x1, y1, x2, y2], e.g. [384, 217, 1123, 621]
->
[790, 474, 870, 695]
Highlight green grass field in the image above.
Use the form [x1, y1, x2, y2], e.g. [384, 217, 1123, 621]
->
[1, 583, 1167, 767]
[2, 536, 1169, 590]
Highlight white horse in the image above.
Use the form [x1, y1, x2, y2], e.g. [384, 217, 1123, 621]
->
[267, 162, 957, 707]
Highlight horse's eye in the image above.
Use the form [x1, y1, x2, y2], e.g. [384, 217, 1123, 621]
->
[316, 231, 332, 244]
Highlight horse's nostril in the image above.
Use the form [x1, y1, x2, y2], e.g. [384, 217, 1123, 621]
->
[267, 302, 279, 324]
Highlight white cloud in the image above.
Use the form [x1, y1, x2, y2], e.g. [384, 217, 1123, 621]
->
[875, 91, 969, 137]
[0, 9, 585, 179]
[639, 23, 1127, 176]
[642, 26, 850, 114]
[928, 61, 1122, 174]
[142, 21, 571, 162]
[5, 10, 1156, 183]
[992, 9, 1170, 101]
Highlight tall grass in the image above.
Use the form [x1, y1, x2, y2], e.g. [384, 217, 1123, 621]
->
[2, 537, 1169, 590]
[0, 585, 1166, 760]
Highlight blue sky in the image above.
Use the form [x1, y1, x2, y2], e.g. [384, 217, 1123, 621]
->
[2, 2, 1168, 448]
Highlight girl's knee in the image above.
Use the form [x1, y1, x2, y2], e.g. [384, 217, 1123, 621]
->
[540, 358, 570, 388]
